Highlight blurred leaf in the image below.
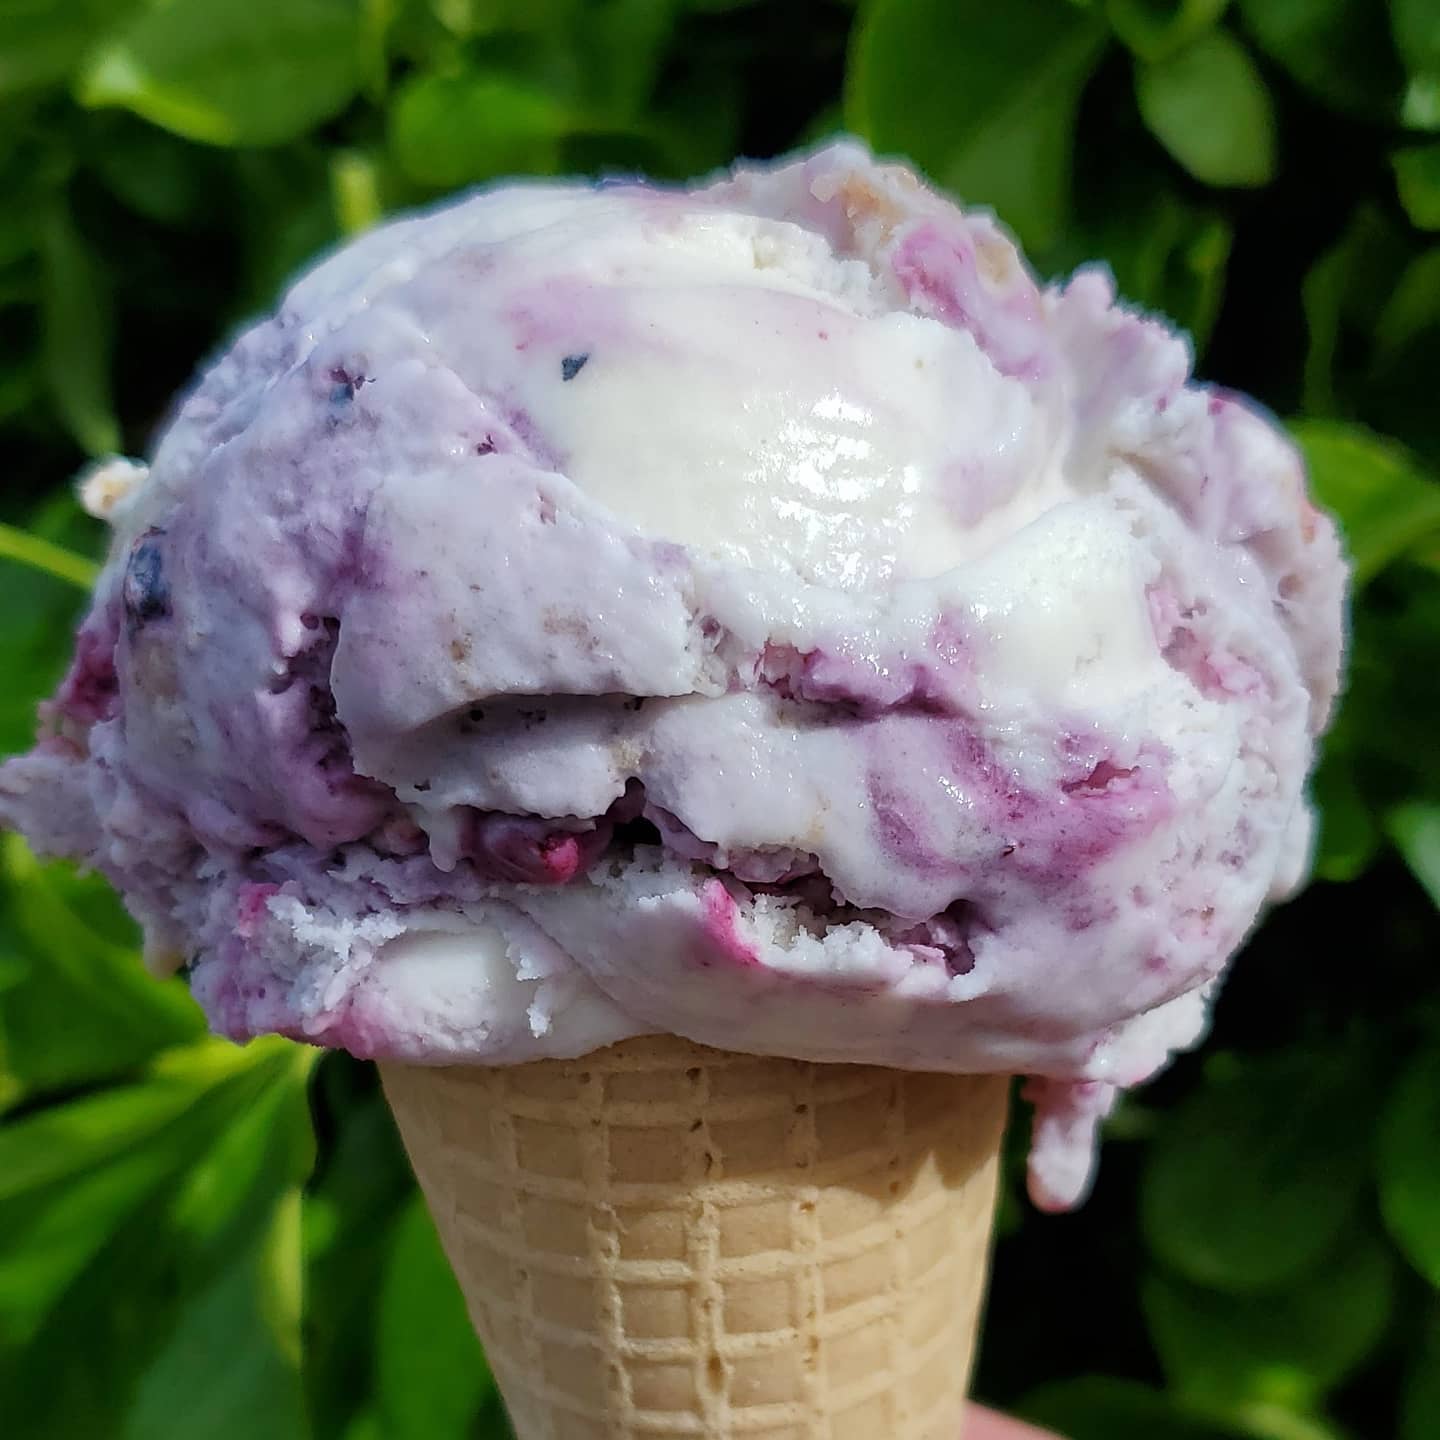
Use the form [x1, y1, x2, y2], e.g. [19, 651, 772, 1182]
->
[847, 0, 1108, 250]
[85, 118, 223, 226]
[1392, 0, 1440, 117]
[1300, 204, 1410, 415]
[389, 68, 572, 189]
[38, 198, 118, 456]
[1238, 0, 1405, 118]
[1394, 143, 1440, 229]
[642, 54, 743, 179]
[1387, 802, 1440, 907]
[0, 1038, 289, 1346]
[1378, 1043, 1440, 1284]
[0, 1190, 186, 1438]
[0, 520, 99, 587]
[575, 0, 683, 120]
[167, 1042, 316, 1262]
[1336, 565, 1440, 811]
[125, 1199, 307, 1440]
[1228, 1411, 1349, 1440]
[0, 151, 53, 270]
[1406, 75, 1440, 132]
[0, 262, 38, 308]
[1376, 246, 1440, 361]
[0, 0, 140, 101]
[233, 147, 341, 317]
[330, 150, 385, 236]
[0, 838, 204, 1095]
[1363, 334, 1440, 467]
[1311, 754, 1382, 882]
[1144, 1228, 1394, 1410]
[1141, 1048, 1376, 1293]
[377, 1198, 493, 1439]
[1135, 30, 1276, 187]
[0, 497, 102, 755]
[1053, 177, 1232, 349]
[79, 0, 362, 148]
[0, 1041, 312, 1438]
[1107, 0, 1232, 61]
[303, 1058, 415, 1440]
[1292, 420, 1440, 586]
[1022, 1376, 1239, 1438]
[1403, 1309, 1440, 1440]
[360, 0, 397, 97]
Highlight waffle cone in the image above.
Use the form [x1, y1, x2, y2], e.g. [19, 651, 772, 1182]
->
[381, 1036, 1008, 1439]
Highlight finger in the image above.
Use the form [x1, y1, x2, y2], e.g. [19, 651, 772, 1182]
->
[964, 1403, 1063, 1439]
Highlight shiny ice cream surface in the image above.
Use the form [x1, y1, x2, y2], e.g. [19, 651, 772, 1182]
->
[0, 143, 1346, 1209]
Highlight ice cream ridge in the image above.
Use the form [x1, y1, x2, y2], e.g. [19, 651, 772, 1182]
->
[2, 142, 1344, 1222]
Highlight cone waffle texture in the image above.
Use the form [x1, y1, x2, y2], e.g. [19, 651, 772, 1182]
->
[382, 1036, 1009, 1440]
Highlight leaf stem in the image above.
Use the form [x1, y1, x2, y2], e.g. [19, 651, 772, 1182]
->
[0, 521, 101, 590]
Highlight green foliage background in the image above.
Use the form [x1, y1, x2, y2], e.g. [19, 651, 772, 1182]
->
[2, 0, 1439, 1436]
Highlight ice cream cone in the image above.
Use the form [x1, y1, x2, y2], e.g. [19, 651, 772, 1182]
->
[381, 1035, 1009, 1439]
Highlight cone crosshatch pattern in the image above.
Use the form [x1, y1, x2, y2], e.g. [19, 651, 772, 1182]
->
[383, 1036, 1010, 1440]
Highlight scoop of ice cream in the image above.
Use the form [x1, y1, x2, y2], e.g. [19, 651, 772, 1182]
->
[0, 142, 1345, 1208]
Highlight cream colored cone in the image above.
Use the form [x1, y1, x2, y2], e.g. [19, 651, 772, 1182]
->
[381, 1036, 1008, 1440]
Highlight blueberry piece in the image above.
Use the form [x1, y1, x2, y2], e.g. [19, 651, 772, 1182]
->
[123, 529, 171, 627]
[561, 353, 590, 381]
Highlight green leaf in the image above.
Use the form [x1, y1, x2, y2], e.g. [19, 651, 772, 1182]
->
[1107, 0, 1232, 61]
[1226, 1411, 1349, 1440]
[330, 149, 385, 236]
[79, 0, 363, 148]
[0, 500, 101, 757]
[1141, 1049, 1376, 1293]
[0, 348, 40, 428]
[0, 1039, 289, 1346]
[360, 0, 398, 97]
[1386, 803, 1440, 907]
[377, 1198, 494, 1439]
[1135, 30, 1277, 187]
[846, 0, 1109, 250]
[1291, 420, 1440, 586]
[0, 520, 99, 588]
[1403, 1309, 1440, 1440]
[1406, 75, 1440, 131]
[125, 1200, 308, 1440]
[0, 1192, 195, 1438]
[1378, 1044, 1440, 1284]
[1144, 1228, 1395, 1410]
[573, 0, 683, 120]
[303, 1058, 416, 1440]
[1021, 1377, 1238, 1439]
[1392, 0, 1440, 104]
[0, 1040, 313, 1437]
[167, 1043, 316, 1263]
[85, 117, 224, 226]
[1049, 175, 1232, 350]
[1238, 0, 1405, 118]
[0, 0, 141, 101]
[232, 147, 341, 318]
[0, 146, 56, 269]
[389, 68, 573, 189]
[1394, 143, 1440, 229]
[638, 51, 743, 179]
[1311, 753, 1381, 882]
[38, 197, 118, 456]
[1334, 566, 1440, 810]
[1376, 246, 1440, 361]
[1300, 204, 1411, 414]
[0, 838, 204, 1095]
